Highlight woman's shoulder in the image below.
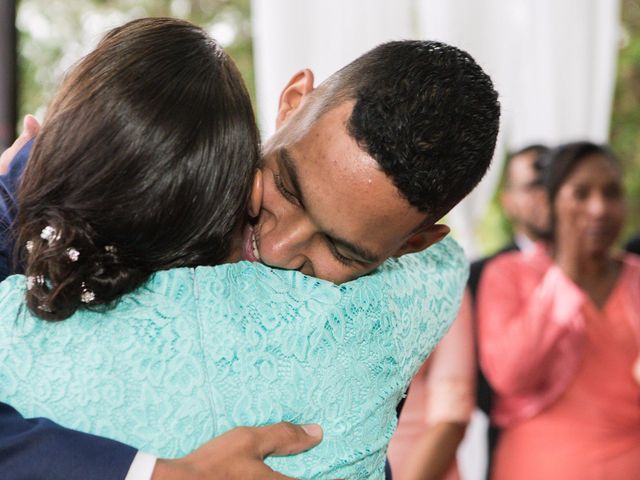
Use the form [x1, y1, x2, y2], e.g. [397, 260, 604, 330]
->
[191, 236, 468, 374]
[621, 252, 640, 285]
[623, 252, 640, 269]
[192, 236, 468, 316]
[484, 242, 552, 277]
[0, 268, 199, 330]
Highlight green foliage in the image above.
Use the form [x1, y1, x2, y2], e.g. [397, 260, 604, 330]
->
[611, 0, 640, 238]
[16, 0, 254, 119]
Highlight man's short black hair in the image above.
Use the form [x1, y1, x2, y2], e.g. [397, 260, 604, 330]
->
[342, 40, 500, 221]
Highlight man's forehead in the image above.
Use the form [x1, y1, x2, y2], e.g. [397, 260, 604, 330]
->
[277, 101, 427, 246]
[284, 153, 424, 251]
[508, 152, 540, 182]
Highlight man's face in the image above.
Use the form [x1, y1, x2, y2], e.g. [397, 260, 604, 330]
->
[500, 151, 550, 240]
[240, 102, 444, 284]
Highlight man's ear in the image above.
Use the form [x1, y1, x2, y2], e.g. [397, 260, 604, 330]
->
[393, 224, 451, 257]
[248, 169, 263, 218]
[275, 69, 315, 129]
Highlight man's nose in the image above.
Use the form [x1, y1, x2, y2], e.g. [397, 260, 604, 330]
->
[265, 215, 316, 270]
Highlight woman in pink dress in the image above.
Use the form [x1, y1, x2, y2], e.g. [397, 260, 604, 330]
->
[388, 289, 475, 480]
[478, 141, 640, 480]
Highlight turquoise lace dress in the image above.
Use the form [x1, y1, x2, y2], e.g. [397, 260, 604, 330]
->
[0, 237, 467, 479]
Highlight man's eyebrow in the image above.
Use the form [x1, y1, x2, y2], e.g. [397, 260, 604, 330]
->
[278, 148, 381, 265]
[278, 148, 306, 208]
[330, 236, 381, 265]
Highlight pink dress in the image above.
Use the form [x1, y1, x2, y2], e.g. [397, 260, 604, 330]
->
[478, 246, 640, 480]
[388, 290, 475, 480]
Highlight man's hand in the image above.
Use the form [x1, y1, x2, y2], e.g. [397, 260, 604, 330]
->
[0, 115, 40, 175]
[152, 422, 323, 480]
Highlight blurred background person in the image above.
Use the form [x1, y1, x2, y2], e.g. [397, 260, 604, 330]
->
[467, 144, 550, 479]
[469, 144, 551, 296]
[478, 141, 640, 480]
[388, 290, 475, 480]
[469, 143, 551, 292]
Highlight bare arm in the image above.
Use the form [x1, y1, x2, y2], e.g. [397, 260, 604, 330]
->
[396, 290, 475, 480]
[399, 421, 466, 480]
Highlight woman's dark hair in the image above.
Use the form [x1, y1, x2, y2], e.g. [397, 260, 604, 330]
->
[540, 141, 620, 234]
[17, 17, 260, 320]
[541, 141, 619, 205]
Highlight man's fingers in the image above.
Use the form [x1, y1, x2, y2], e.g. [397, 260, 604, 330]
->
[253, 422, 323, 458]
[0, 115, 40, 175]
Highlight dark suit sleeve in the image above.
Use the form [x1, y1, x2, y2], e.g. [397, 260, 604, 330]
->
[467, 257, 487, 302]
[625, 235, 640, 256]
[0, 139, 33, 281]
[0, 401, 137, 480]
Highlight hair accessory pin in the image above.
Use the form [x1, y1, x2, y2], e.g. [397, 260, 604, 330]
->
[104, 245, 117, 253]
[40, 226, 61, 243]
[37, 303, 52, 312]
[26, 275, 45, 290]
[80, 282, 96, 303]
[25, 240, 34, 253]
[66, 248, 80, 262]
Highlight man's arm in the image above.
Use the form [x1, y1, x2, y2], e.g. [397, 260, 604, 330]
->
[0, 401, 136, 480]
[1, 401, 322, 480]
[0, 116, 38, 281]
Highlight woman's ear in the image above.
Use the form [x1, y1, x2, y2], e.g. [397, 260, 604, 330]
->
[275, 69, 315, 129]
[248, 169, 263, 218]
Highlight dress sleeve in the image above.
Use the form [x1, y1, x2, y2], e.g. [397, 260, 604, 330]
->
[478, 253, 587, 396]
[424, 289, 475, 425]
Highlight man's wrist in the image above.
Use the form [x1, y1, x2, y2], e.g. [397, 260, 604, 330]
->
[151, 458, 198, 480]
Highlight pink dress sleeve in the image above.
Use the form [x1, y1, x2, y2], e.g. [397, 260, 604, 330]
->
[478, 249, 587, 398]
[424, 289, 475, 424]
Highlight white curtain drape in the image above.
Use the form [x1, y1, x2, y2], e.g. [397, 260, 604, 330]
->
[251, 0, 415, 137]
[417, 0, 621, 257]
[251, 0, 620, 258]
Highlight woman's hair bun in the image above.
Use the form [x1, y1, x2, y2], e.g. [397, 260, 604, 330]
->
[22, 209, 146, 320]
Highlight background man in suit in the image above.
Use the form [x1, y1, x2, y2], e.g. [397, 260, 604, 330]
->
[467, 144, 550, 479]
[625, 234, 640, 255]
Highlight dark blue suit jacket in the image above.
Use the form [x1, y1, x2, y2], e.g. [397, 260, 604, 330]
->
[0, 402, 136, 480]
[0, 139, 30, 281]
[0, 141, 137, 479]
